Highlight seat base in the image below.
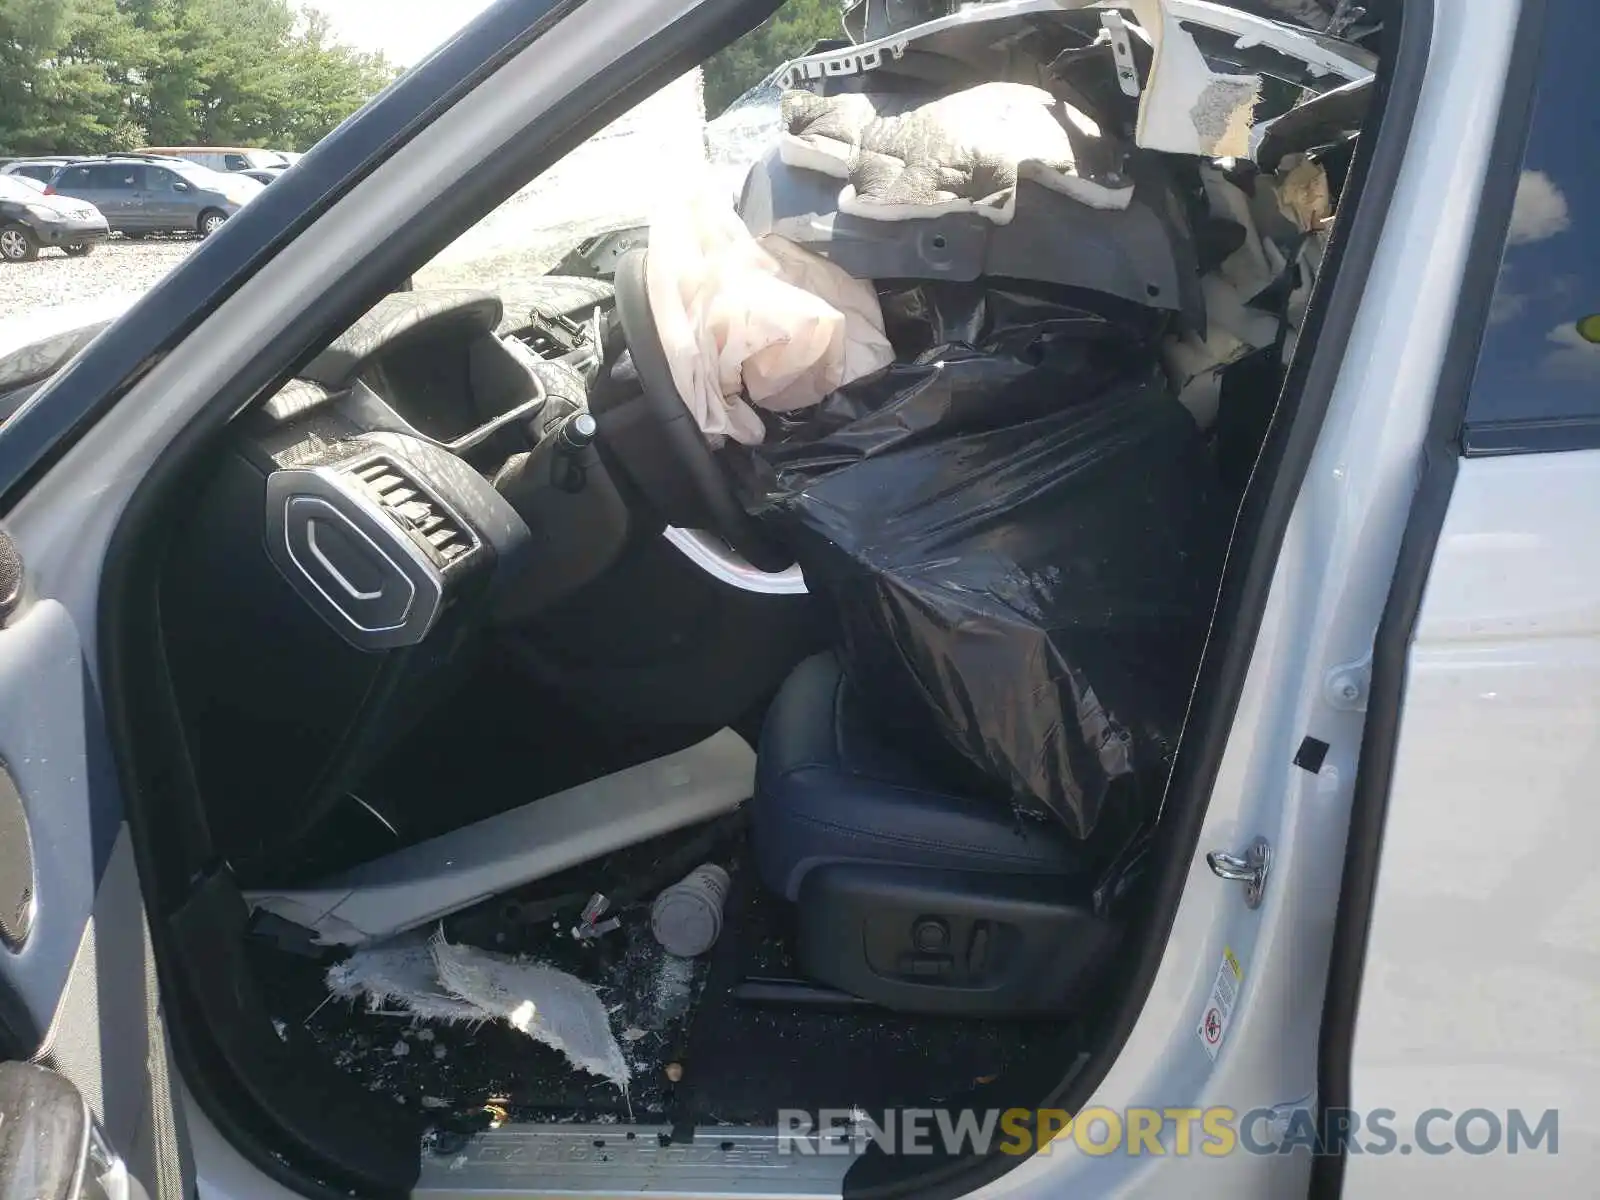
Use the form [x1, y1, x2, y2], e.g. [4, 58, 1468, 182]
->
[794, 863, 1117, 1017]
[753, 654, 1118, 1016]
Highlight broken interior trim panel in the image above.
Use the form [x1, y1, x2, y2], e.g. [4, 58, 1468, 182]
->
[785, 0, 1373, 96]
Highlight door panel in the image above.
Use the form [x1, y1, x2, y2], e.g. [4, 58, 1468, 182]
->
[38, 832, 192, 1196]
[0, 601, 109, 1030]
[1347, 451, 1600, 1192]
[0, 593, 190, 1195]
[1347, 3, 1599, 1181]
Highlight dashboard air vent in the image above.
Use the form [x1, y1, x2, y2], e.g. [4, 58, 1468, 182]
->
[350, 459, 473, 564]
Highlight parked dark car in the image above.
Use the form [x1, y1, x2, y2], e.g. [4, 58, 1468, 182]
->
[0, 172, 109, 262]
[46, 156, 262, 237]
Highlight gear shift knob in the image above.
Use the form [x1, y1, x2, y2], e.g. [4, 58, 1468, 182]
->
[558, 411, 597, 452]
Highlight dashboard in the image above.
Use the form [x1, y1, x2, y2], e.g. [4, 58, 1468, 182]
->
[159, 274, 807, 877]
[237, 287, 625, 642]
[159, 285, 631, 874]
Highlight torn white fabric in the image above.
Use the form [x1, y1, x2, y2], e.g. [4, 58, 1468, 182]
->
[325, 933, 630, 1090]
[1164, 274, 1284, 429]
[1162, 162, 1292, 427]
[327, 936, 486, 1024]
[431, 936, 630, 1089]
[1200, 164, 1277, 299]
[646, 185, 894, 445]
[1163, 157, 1331, 426]
[1127, 0, 1261, 159]
[779, 84, 1134, 224]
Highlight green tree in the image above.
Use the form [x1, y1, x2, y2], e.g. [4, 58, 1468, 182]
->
[702, 0, 845, 116]
[136, 0, 395, 149]
[273, 8, 396, 149]
[0, 0, 155, 153]
[0, 0, 397, 155]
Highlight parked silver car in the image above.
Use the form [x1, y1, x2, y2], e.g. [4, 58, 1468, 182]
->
[0, 157, 78, 186]
[46, 155, 262, 237]
[0, 173, 109, 262]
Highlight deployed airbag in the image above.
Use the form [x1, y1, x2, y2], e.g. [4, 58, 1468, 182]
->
[646, 186, 894, 445]
[328, 932, 631, 1090]
[735, 286, 1229, 842]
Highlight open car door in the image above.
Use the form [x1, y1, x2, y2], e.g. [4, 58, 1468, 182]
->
[0, 532, 188, 1198]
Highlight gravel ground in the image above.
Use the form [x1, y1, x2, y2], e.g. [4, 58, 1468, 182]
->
[0, 236, 198, 321]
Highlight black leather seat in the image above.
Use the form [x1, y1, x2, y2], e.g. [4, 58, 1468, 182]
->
[751, 653, 1118, 1016]
[754, 654, 1095, 899]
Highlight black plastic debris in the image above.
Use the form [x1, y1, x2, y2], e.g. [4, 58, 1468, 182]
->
[735, 284, 1228, 844]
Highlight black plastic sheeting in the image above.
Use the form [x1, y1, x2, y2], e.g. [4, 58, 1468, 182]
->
[735, 285, 1228, 845]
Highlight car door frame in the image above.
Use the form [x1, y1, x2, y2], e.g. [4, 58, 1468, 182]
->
[0, 0, 1473, 1194]
[1315, 0, 1585, 1193]
[0, 544, 192, 1196]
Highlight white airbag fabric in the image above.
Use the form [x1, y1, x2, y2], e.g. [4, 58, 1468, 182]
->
[328, 932, 631, 1090]
[646, 186, 894, 445]
[779, 83, 1134, 223]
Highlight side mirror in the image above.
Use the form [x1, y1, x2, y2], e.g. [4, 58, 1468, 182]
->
[0, 1062, 145, 1200]
[172, 182, 192, 194]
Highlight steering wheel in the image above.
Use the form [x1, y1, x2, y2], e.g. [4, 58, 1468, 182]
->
[600, 250, 795, 574]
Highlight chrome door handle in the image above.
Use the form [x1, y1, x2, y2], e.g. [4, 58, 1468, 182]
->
[1207, 837, 1271, 908]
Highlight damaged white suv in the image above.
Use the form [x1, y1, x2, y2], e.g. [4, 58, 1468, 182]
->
[0, 0, 1592, 1198]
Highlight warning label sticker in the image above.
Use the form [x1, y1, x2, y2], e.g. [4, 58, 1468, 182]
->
[1196, 945, 1244, 1061]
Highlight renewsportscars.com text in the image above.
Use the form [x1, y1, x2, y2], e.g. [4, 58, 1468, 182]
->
[776, 1106, 1560, 1158]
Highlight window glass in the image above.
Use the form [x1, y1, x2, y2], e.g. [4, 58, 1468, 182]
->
[1464, 0, 1600, 434]
[57, 166, 94, 190]
[87, 165, 138, 190]
[224, 154, 249, 171]
[412, 0, 919, 290]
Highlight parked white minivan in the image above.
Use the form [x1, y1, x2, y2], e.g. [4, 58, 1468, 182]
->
[137, 145, 289, 174]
